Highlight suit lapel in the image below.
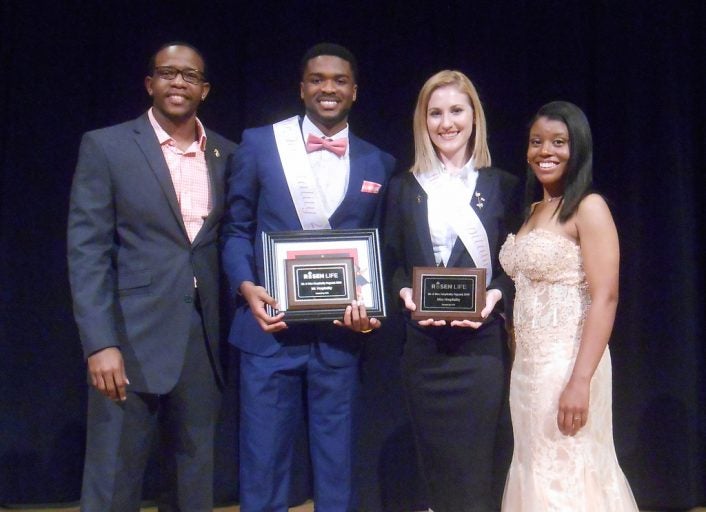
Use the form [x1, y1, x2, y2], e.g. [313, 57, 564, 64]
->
[132, 115, 189, 240]
[409, 175, 437, 266]
[192, 134, 225, 247]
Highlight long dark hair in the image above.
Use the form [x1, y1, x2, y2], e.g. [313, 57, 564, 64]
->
[524, 101, 593, 223]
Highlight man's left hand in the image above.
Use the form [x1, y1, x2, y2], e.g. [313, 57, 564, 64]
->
[333, 300, 381, 333]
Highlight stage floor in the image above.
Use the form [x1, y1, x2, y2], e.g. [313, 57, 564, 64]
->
[0, 504, 316, 512]
[2, 504, 706, 512]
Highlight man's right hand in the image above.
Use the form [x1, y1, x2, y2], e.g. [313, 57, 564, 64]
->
[240, 281, 287, 333]
[87, 347, 129, 401]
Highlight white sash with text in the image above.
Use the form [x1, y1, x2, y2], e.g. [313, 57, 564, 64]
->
[273, 116, 331, 230]
[415, 169, 492, 287]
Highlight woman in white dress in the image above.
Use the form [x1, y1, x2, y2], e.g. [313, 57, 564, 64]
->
[499, 101, 638, 511]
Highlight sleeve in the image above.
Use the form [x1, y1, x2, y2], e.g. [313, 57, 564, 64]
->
[221, 129, 260, 294]
[370, 152, 397, 229]
[488, 170, 522, 313]
[381, 174, 411, 310]
[67, 131, 119, 359]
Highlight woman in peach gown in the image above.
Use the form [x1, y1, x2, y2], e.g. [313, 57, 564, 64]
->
[499, 101, 638, 511]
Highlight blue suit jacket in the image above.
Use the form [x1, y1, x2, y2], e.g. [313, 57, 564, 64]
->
[67, 114, 237, 393]
[221, 119, 396, 365]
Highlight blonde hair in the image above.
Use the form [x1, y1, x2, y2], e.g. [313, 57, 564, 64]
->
[410, 70, 491, 174]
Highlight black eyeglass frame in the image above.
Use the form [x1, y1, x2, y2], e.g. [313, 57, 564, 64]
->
[153, 66, 207, 85]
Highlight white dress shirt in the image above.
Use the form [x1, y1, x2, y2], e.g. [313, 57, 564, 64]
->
[426, 159, 478, 266]
[302, 115, 350, 218]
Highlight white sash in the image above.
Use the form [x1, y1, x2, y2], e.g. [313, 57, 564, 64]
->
[273, 116, 331, 230]
[415, 169, 492, 287]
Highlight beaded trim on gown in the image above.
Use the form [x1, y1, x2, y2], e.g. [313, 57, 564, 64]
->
[499, 230, 638, 511]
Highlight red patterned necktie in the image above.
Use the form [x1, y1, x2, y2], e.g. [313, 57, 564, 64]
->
[305, 133, 348, 157]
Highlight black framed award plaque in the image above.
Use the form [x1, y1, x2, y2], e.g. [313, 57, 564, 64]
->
[411, 266, 486, 321]
[262, 229, 386, 322]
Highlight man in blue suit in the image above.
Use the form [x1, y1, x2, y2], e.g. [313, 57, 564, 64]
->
[67, 42, 236, 511]
[222, 43, 396, 511]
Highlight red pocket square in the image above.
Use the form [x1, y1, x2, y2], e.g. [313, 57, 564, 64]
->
[361, 180, 381, 194]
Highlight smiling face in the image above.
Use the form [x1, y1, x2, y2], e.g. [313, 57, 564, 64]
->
[426, 85, 474, 168]
[144, 45, 210, 127]
[527, 116, 571, 194]
[300, 55, 357, 136]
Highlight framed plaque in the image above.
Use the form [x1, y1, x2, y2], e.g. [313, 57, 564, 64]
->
[262, 229, 386, 322]
[411, 267, 486, 321]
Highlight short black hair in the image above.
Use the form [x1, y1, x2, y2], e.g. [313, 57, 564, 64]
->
[300, 42, 358, 83]
[147, 41, 208, 79]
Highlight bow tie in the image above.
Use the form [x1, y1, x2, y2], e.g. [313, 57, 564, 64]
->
[305, 133, 348, 157]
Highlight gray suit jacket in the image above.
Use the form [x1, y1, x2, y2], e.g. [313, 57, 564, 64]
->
[67, 113, 237, 393]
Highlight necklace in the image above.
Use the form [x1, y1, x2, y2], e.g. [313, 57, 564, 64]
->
[545, 195, 562, 203]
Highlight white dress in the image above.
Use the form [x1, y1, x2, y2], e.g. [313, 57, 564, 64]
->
[499, 230, 638, 511]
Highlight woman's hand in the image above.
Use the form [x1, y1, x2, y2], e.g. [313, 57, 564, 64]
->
[399, 287, 416, 312]
[557, 376, 590, 436]
[401, 287, 447, 326]
[450, 288, 502, 329]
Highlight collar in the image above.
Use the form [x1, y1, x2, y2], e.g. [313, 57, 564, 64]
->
[148, 108, 207, 151]
[440, 157, 476, 179]
[302, 115, 349, 142]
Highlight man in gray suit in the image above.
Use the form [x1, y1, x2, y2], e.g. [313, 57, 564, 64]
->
[67, 42, 236, 511]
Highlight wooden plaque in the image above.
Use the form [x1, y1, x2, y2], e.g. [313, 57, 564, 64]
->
[411, 266, 486, 321]
[285, 257, 356, 310]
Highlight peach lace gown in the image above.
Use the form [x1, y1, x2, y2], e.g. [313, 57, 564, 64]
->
[499, 230, 638, 511]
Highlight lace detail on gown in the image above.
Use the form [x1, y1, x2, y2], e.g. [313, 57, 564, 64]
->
[499, 230, 638, 511]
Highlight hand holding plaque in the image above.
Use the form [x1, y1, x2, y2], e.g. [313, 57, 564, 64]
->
[411, 267, 486, 322]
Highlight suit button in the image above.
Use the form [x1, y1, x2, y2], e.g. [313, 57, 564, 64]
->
[184, 295, 193, 303]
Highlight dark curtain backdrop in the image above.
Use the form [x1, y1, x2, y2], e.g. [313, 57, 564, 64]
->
[1, 0, 704, 510]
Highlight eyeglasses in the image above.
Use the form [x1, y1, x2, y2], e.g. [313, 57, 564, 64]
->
[153, 66, 206, 85]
